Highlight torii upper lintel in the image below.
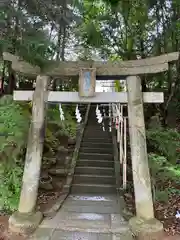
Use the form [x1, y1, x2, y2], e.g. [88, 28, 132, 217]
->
[2, 52, 179, 78]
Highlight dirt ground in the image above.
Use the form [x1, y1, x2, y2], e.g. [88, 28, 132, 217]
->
[164, 236, 180, 240]
[0, 215, 25, 240]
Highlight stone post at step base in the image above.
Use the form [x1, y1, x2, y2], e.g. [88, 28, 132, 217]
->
[126, 75, 164, 240]
[129, 217, 164, 240]
[9, 211, 43, 235]
[9, 75, 49, 234]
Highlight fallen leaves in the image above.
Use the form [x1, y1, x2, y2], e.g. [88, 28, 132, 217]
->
[124, 182, 180, 236]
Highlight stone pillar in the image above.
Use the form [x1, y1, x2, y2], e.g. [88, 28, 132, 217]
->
[126, 76, 164, 239]
[9, 75, 49, 234]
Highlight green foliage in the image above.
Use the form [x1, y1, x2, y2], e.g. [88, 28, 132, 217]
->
[0, 95, 29, 212]
[47, 105, 77, 139]
[148, 153, 180, 203]
[0, 97, 77, 212]
[114, 80, 124, 92]
[147, 128, 180, 164]
[155, 190, 169, 203]
[0, 164, 23, 212]
[148, 153, 167, 174]
[102, 0, 120, 6]
[149, 153, 180, 183]
[17, 35, 54, 68]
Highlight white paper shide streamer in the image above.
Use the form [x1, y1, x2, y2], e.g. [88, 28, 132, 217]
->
[102, 122, 105, 131]
[96, 105, 103, 123]
[176, 211, 180, 219]
[59, 104, 65, 121]
[102, 105, 106, 131]
[75, 104, 82, 123]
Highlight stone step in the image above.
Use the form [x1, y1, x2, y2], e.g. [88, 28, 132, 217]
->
[83, 134, 111, 139]
[79, 153, 113, 161]
[88, 114, 109, 117]
[84, 127, 110, 131]
[76, 159, 114, 168]
[52, 230, 112, 240]
[75, 166, 114, 176]
[80, 147, 113, 154]
[67, 193, 118, 202]
[85, 125, 106, 129]
[73, 174, 115, 185]
[85, 127, 110, 130]
[71, 183, 116, 194]
[88, 117, 101, 120]
[86, 122, 109, 126]
[81, 142, 112, 149]
[56, 212, 130, 234]
[86, 126, 110, 131]
[83, 130, 110, 135]
[84, 132, 110, 136]
[86, 123, 109, 126]
[65, 194, 118, 204]
[61, 201, 119, 214]
[86, 125, 110, 128]
[82, 137, 112, 143]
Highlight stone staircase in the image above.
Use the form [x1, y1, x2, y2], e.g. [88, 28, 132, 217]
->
[71, 104, 116, 195]
[29, 104, 133, 239]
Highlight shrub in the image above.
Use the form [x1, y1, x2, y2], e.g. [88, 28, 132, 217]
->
[0, 97, 77, 212]
[0, 95, 29, 212]
[146, 128, 180, 164]
[47, 105, 77, 139]
[148, 153, 180, 203]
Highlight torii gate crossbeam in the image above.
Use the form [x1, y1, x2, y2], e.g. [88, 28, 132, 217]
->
[13, 91, 164, 103]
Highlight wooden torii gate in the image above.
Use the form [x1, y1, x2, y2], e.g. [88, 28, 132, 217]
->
[3, 52, 179, 238]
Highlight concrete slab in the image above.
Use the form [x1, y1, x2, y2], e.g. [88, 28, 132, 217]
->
[97, 234, 112, 240]
[61, 203, 119, 214]
[51, 230, 112, 240]
[64, 200, 118, 208]
[67, 194, 117, 202]
[56, 212, 111, 233]
[51, 230, 98, 240]
[110, 214, 129, 233]
[40, 212, 61, 229]
[61, 194, 121, 214]
[29, 228, 55, 240]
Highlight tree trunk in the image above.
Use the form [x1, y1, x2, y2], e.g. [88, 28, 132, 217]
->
[7, 62, 16, 94]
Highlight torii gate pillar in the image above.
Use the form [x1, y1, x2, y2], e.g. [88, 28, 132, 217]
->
[126, 76, 164, 239]
[9, 75, 49, 234]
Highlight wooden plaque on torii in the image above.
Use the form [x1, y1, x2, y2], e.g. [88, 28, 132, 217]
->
[78, 68, 96, 97]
